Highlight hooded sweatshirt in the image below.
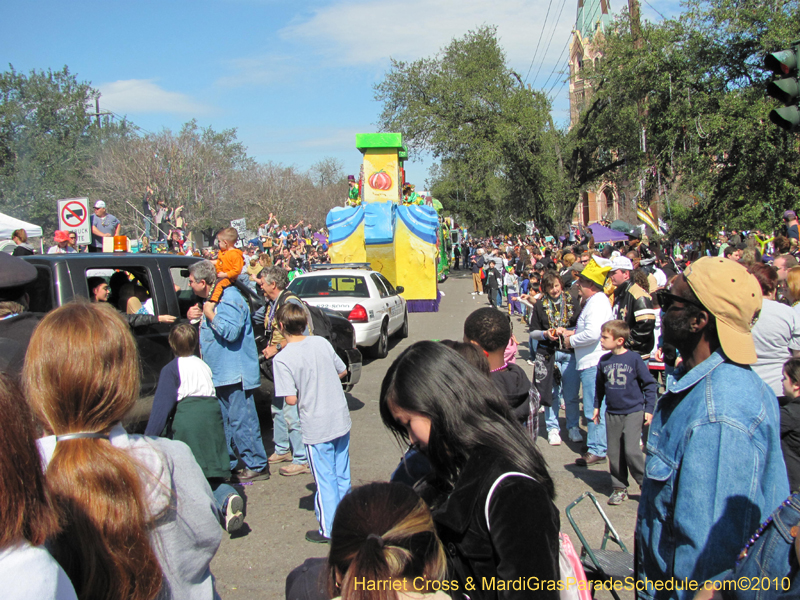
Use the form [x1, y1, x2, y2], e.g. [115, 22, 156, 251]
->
[490, 363, 531, 423]
[38, 424, 222, 600]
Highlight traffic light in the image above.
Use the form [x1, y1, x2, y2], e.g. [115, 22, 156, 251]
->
[765, 45, 800, 131]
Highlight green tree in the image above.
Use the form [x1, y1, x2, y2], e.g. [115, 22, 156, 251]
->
[0, 66, 118, 231]
[572, 0, 800, 239]
[375, 26, 570, 235]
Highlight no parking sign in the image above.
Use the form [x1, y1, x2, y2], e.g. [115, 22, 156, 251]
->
[57, 198, 91, 245]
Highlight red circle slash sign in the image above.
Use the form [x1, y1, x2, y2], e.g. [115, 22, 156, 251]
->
[61, 201, 87, 227]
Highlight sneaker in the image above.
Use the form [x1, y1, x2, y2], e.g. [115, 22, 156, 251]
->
[568, 427, 583, 443]
[526, 359, 536, 366]
[548, 430, 562, 446]
[268, 452, 292, 464]
[305, 529, 331, 544]
[224, 494, 244, 533]
[471, 292, 477, 295]
[608, 489, 628, 505]
[279, 463, 311, 476]
[478, 292, 483, 295]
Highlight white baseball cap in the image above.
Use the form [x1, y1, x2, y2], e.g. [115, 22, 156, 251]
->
[610, 256, 634, 271]
[94, 200, 106, 209]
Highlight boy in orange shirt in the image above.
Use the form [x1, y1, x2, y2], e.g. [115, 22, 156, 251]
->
[209, 227, 244, 304]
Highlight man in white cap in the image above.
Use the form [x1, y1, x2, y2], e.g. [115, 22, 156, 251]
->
[609, 256, 656, 360]
[636, 257, 789, 599]
[89, 200, 121, 253]
[562, 256, 613, 463]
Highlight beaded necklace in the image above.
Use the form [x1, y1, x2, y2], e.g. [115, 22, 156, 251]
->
[735, 495, 794, 565]
[490, 363, 508, 373]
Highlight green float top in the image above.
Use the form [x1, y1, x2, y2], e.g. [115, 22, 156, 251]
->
[356, 133, 404, 152]
[399, 145, 408, 161]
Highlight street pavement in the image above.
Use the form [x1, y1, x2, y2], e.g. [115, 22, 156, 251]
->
[211, 269, 638, 599]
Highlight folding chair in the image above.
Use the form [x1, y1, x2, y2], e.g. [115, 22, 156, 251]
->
[565, 492, 634, 600]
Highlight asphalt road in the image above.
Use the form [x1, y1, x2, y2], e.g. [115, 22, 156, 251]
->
[211, 269, 638, 599]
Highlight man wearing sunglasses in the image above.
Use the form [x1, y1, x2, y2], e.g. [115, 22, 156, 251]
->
[636, 257, 789, 599]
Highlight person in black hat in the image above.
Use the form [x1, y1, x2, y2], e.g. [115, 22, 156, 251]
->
[0, 253, 42, 377]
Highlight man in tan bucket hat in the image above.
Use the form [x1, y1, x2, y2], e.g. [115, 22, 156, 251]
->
[635, 257, 789, 597]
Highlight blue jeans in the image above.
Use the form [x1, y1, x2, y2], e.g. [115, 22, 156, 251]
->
[307, 433, 351, 537]
[579, 366, 607, 457]
[545, 351, 580, 432]
[271, 398, 307, 464]
[210, 480, 239, 514]
[143, 217, 153, 239]
[217, 383, 268, 471]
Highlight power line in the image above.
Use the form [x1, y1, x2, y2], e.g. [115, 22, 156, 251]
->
[532, 0, 570, 85]
[550, 82, 567, 105]
[523, 0, 555, 84]
[547, 71, 568, 97]
[642, 0, 667, 20]
[540, 34, 572, 92]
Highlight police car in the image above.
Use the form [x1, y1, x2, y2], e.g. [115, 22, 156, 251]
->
[287, 264, 409, 358]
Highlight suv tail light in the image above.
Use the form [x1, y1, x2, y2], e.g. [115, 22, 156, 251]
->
[347, 304, 368, 323]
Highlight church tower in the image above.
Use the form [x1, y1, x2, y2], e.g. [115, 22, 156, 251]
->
[569, 0, 619, 225]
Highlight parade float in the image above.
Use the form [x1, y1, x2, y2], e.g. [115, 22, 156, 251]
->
[325, 133, 443, 311]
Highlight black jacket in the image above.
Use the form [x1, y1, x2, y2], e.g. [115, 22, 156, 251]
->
[422, 446, 560, 600]
[490, 364, 531, 422]
[781, 398, 800, 493]
[611, 280, 656, 359]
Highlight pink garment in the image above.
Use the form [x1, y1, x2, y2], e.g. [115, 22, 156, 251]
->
[503, 337, 518, 365]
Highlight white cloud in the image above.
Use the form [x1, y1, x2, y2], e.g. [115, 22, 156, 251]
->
[280, 0, 575, 83]
[97, 79, 213, 116]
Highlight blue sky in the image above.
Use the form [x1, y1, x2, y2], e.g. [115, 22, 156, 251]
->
[2, 0, 681, 187]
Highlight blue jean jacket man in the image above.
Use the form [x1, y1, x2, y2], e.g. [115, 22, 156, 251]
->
[199, 286, 260, 390]
[635, 349, 789, 600]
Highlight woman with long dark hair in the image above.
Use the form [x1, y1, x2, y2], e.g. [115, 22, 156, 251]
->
[379, 341, 560, 599]
[24, 301, 221, 600]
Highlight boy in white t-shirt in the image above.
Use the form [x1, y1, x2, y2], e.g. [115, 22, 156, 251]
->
[272, 303, 351, 543]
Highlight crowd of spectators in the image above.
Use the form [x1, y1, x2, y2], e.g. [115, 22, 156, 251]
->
[5, 204, 800, 599]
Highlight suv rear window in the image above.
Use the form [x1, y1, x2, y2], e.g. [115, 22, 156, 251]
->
[289, 275, 369, 298]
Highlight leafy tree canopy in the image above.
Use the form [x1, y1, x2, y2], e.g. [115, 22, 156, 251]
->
[573, 0, 800, 239]
[375, 26, 571, 236]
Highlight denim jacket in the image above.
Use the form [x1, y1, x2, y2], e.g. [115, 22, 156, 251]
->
[199, 286, 261, 390]
[635, 349, 789, 600]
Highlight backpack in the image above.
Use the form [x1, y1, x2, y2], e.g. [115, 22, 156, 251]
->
[486, 473, 591, 600]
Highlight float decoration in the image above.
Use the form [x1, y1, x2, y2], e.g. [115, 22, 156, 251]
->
[326, 133, 442, 312]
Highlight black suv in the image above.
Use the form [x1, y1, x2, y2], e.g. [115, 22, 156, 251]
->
[22, 253, 362, 428]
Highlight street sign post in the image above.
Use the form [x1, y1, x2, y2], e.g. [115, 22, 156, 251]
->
[57, 198, 91, 245]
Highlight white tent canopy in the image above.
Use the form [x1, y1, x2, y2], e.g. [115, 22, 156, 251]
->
[0, 211, 43, 240]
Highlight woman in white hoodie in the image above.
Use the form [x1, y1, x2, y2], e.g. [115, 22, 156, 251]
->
[24, 301, 222, 600]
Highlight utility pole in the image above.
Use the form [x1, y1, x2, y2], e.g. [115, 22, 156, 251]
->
[87, 95, 112, 128]
[628, 0, 643, 50]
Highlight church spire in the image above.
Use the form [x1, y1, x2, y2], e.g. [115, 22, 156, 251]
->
[576, 0, 611, 42]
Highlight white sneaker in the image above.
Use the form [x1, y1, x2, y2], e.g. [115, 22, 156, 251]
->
[225, 494, 244, 533]
[478, 292, 483, 295]
[526, 359, 535, 366]
[471, 292, 477, 295]
[548, 430, 562, 446]
[568, 427, 583, 443]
